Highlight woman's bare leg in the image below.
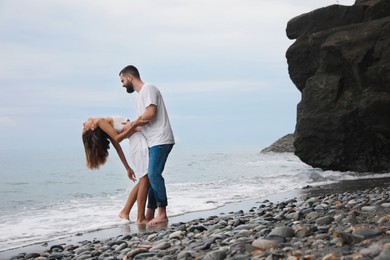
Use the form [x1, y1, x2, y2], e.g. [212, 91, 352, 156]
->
[136, 176, 150, 224]
[119, 182, 140, 220]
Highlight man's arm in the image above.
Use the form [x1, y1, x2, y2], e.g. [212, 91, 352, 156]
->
[117, 104, 157, 142]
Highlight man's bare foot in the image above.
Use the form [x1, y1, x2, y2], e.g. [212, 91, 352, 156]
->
[147, 221, 168, 231]
[147, 215, 168, 226]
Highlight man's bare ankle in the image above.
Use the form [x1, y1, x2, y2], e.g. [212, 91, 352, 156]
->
[145, 208, 155, 220]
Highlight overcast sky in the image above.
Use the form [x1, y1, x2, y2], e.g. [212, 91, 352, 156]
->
[0, 0, 355, 154]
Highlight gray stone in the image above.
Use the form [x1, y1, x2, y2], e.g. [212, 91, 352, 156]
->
[114, 242, 128, 251]
[203, 249, 227, 260]
[374, 249, 390, 260]
[150, 241, 171, 251]
[378, 215, 390, 224]
[233, 224, 252, 231]
[133, 252, 158, 259]
[306, 211, 321, 221]
[352, 228, 384, 240]
[235, 230, 252, 237]
[24, 253, 41, 258]
[125, 248, 149, 258]
[360, 244, 381, 257]
[361, 206, 378, 212]
[177, 250, 196, 260]
[49, 245, 64, 252]
[169, 231, 183, 239]
[188, 225, 207, 232]
[75, 254, 92, 260]
[293, 224, 311, 238]
[315, 216, 334, 226]
[267, 226, 295, 238]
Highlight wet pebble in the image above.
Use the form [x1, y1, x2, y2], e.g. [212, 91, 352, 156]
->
[352, 228, 384, 240]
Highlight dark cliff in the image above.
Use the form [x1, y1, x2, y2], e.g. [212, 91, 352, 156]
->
[286, 0, 390, 172]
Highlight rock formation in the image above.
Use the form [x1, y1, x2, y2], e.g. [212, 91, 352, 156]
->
[286, 0, 390, 172]
[260, 134, 295, 153]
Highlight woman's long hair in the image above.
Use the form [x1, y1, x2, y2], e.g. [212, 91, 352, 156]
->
[82, 127, 110, 170]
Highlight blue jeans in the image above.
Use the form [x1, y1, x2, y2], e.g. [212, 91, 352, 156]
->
[147, 144, 173, 209]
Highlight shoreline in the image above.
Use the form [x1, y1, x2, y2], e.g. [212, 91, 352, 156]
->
[0, 189, 302, 259]
[2, 176, 390, 259]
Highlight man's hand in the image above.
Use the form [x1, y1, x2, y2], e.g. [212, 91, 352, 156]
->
[122, 121, 132, 132]
[121, 116, 148, 133]
[127, 168, 136, 182]
[117, 112, 154, 142]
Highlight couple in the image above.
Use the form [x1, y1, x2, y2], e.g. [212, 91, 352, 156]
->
[82, 65, 175, 226]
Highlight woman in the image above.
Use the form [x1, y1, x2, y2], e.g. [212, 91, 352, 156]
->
[82, 116, 150, 224]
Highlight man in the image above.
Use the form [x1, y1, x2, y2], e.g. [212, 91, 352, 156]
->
[118, 65, 175, 225]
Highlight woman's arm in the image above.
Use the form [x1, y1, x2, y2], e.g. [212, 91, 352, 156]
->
[96, 118, 125, 143]
[97, 118, 141, 143]
[96, 119, 136, 181]
[110, 137, 136, 182]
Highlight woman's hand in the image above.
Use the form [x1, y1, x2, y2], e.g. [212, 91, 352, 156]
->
[127, 168, 137, 182]
[122, 121, 132, 132]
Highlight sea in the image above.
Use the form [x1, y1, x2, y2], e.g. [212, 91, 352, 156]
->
[1, 146, 390, 253]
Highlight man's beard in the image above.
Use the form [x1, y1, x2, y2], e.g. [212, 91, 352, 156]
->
[125, 82, 134, 93]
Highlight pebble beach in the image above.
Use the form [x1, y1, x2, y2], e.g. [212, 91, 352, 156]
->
[3, 177, 390, 260]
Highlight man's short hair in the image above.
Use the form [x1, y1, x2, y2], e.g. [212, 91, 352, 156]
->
[119, 65, 140, 79]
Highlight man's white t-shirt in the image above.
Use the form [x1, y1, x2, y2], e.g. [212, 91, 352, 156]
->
[137, 84, 175, 147]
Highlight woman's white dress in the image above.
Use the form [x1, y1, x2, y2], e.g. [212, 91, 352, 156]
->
[111, 116, 149, 177]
